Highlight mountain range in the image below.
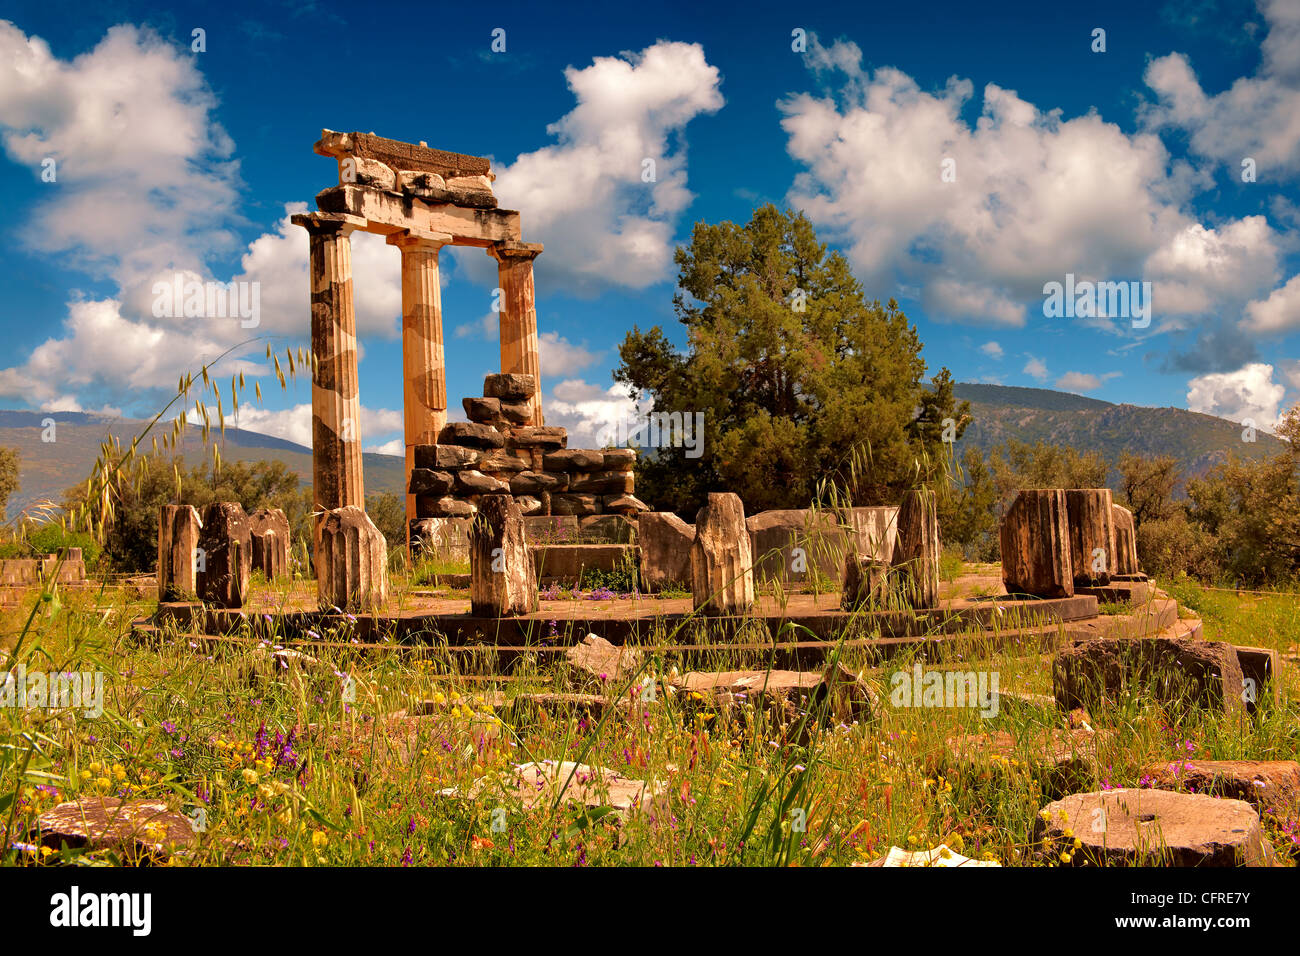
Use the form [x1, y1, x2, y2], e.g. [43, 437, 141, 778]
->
[0, 385, 1288, 520]
[952, 383, 1286, 483]
[0, 410, 405, 521]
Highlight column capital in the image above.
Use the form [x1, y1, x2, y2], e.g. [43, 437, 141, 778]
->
[386, 228, 453, 251]
[487, 240, 543, 262]
[291, 211, 367, 237]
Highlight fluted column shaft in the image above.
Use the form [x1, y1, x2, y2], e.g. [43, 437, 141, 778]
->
[488, 242, 544, 425]
[299, 216, 364, 511]
[389, 231, 451, 538]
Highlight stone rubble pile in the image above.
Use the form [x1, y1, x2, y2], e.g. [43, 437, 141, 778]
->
[407, 374, 645, 541]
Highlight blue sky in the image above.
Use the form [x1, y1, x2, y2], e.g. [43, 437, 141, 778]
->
[1, 0, 1298, 453]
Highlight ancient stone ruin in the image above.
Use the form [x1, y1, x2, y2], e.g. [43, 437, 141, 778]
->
[292, 130, 645, 607]
[158, 504, 202, 601]
[248, 508, 292, 580]
[147, 130, 1167, 632]
[409, 381, 641, 526]
[195, 502, 252, 610]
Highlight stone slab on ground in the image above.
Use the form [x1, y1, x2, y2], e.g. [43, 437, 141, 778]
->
[33, 797, 197, 862]
[1060, 596, 1180, 641]
[496, 691, 662, 732]
[996, 689, 1060, 714]
[565, 633, 643, 683]
[856, 844, 1001, 867]
[1233, 644, 1280, 714]
[1035, 788, 1274, 866]
[1142, 759, 1300, 819]
[938, 727, 1103, 796]
[1076, 582, 1153, 606]
[673, 661, 876, 729]
[438, 759, 662, 813]
[1053, 635, 1245, 718]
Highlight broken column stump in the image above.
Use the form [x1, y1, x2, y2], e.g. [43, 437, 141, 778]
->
[196, 502, 251, 609]
[638, 512, 695, 592]
[316, 505, 389, 612]
[469, 493, 537, 616]
[158, 504, 202, 601]
[841, 553, 889, 610]
[1111, 504, 1140, 577]
[891, 489, 939, 609]
[1000, 489, 1074, 598]
[690, 492, 754, 615]
[249, 508, 292, 580]
[1065, 489, 1116, 586]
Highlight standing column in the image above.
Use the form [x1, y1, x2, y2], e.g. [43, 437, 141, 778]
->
[488, 241, 545, 425]
[293, 213, 366, 511]
[389, 230, 452, 540]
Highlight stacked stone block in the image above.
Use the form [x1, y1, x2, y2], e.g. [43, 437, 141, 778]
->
[407, 373, 645, 546]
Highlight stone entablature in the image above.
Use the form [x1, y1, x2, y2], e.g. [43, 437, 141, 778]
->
[294, 130, 547, 557]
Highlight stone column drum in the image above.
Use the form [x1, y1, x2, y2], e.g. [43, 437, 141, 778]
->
[690, 492, 755, 615]
[1065, 489, 1117, 586]
[196, 502, 252, 609]
[891, 489, 940, 610]
[1000, 489, 1074, 598]
[249, 508, 292, 580]
[1112, 504, 1140, 577]
[469, 494, 537, 616]
[488, 241, 544, 426]
[316, 506, 389, 612]
[389, 230, 452, 543]
[158, 504, 202, 601]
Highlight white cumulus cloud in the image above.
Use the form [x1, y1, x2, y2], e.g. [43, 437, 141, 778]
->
[1243, 273, 1300, 334]
[1022, 356, 1049, 382]
[543, 379, 641, 449]
[490, 40, 723, 295]
[1186, 362, 1286, 429]
[1055, 371, 1119, 392]
[1142, 0, 1300, 177]
[779, 35, 1284, 333]
[0, 23, 402, 413]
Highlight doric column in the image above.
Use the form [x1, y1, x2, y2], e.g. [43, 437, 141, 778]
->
[488, 241, 544, 425]
[388, 230, 452, 538]
[293, 212, 366, 512]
